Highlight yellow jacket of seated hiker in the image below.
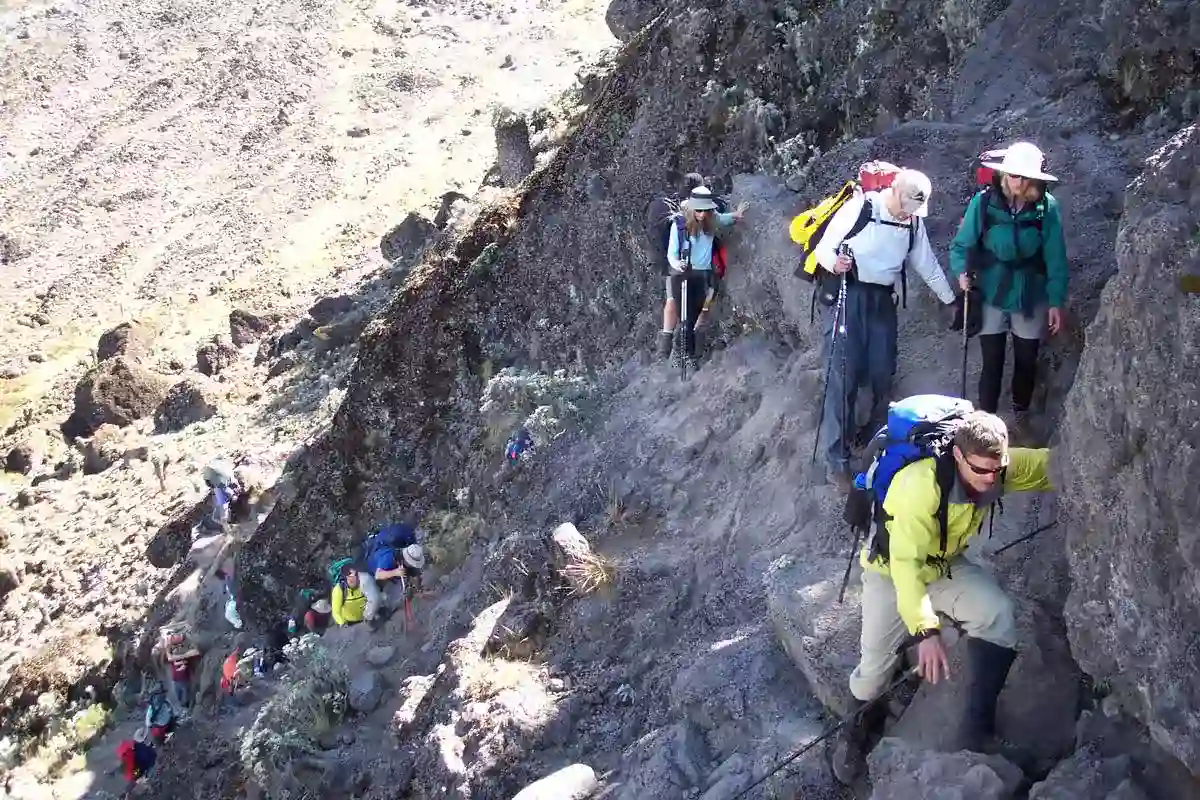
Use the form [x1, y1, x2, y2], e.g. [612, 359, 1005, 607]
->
[331, 583, 367, 625]
[861, 447, 1053, 636]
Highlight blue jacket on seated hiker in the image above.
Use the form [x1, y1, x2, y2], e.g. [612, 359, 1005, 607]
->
[363, 523, 426, 595]
[813, 170, 956, 488]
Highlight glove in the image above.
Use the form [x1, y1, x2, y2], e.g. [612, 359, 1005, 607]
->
[948, 287, 983, 338]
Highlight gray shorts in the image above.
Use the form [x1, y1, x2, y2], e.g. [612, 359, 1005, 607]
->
[979, 303, 1046, 340]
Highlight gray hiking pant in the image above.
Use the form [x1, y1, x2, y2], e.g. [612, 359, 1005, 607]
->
[849, 558, 1017, 701]
[358, 572, 382, 621]
[819, 281, 898, 474]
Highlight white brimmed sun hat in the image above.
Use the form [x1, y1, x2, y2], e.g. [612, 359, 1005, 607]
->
[402, 544, 426, 570]
[982, 142, 1058, 182]
[683, 186, 719, 212]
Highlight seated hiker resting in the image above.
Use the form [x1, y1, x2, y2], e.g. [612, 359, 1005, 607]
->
[287, 588, 333, 637]
[116, 738, 157, 787]
[144, 687, 176, 745]
[831, 408, 1053, 785]
[329, 559, 381, 625]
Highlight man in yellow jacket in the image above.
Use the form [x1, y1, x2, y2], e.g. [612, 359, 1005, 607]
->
[832, 409, 1053, 784]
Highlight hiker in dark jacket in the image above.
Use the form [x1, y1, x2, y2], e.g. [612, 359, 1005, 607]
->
[949, 142, 1068, 444]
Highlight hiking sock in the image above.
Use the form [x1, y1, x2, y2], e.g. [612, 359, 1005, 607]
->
[977, 334, 1007, 414]
[1010, 334, 1040, 412]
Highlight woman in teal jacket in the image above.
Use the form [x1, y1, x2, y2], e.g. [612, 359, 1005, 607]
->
[949, 142, 1068, 439]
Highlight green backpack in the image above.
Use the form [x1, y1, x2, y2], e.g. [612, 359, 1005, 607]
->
[327, 557, 354, 585]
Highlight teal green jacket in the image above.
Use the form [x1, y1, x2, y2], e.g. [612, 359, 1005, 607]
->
[948, 189, 1069, 312]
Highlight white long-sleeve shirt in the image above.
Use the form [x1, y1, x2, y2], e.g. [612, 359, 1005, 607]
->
[813, 190, 956, 305]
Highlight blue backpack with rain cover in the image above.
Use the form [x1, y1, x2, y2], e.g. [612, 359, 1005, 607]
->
[845, 395, 977, 563]
[361, 523, 418, 574]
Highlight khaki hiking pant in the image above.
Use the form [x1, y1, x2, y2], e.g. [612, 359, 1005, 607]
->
[359, 572, 382, 621]
[849, 556, 1017, 702]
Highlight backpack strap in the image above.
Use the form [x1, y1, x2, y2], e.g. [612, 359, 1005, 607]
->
[673, 215, 690, 265]
[933, 453, 955, 556]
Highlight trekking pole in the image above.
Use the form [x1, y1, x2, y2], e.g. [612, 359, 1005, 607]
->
[959, 286, 970, 399]
[837, 268, 849, 465]
[679, 273, 689, 382]
[811, 266, 850, 465]
[993, 520, 1057, 555]
[730, 666, 919, 800]
[837, 524, 863, 604]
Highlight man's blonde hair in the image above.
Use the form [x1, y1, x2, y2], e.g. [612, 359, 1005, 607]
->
[953, 410, 1008, 458]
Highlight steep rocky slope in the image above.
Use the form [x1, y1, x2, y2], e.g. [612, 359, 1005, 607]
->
[3, 0, 1199, 797]
[1059, 123, 1200, 776]
[0, 0, 618, 793]
[217, 0, 1200, 797]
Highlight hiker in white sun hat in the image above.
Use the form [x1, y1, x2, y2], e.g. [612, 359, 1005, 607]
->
[949, 141, 1069, 445]
[982, 141, 1059, 183]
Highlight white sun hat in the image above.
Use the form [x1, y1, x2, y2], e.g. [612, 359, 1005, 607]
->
[683, 186, 719, 211]
[402, 544, 425, 570]
[982, 142, 1058, 182]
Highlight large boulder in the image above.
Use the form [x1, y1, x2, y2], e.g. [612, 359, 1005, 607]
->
[764, 555, 862, 717]
[80, 423, 131, 474]
[1028, 748, 1149, 800]
[1058, 122, 1200, 776]
[868, 737, 1024, 800]
[196, 335, 239, 376]
[62, 357, 170, 440]
[228, 308, 279, 347]
[96, 321, 154, 362]
[512, 764, 597, 800]
[153, 378, 221, 433]
[5, 429, 48, 475]
[379, 211, 436, 267]
[494, 108, 535, 188]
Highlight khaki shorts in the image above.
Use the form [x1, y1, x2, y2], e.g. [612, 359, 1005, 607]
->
[979, 303, 1046, 339]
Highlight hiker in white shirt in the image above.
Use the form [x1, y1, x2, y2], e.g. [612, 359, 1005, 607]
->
[814, 169, 956, 489]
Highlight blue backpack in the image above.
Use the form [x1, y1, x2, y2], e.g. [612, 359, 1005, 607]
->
[361, 523, 417, 574]
[847, 395, 990, 563]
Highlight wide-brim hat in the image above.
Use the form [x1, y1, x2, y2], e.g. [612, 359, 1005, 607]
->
[310, 598, 332, 615]
[684, 186, 718, 211]
[982, 141, 1058, 182]
[402, 544, 426, 570]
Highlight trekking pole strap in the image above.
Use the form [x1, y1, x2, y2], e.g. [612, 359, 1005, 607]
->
[730, 667, 919, 799]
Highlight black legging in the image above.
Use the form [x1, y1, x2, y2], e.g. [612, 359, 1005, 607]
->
[668, 272, 712, 356]
[978, 333, 1040, 414]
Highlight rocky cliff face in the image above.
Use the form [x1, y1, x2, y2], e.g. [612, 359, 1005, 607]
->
[1059, 121, 1200, 774]
[213, 0, 1200, 797]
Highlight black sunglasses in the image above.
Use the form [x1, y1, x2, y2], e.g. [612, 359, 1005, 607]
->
[963, 455, 1007, 475]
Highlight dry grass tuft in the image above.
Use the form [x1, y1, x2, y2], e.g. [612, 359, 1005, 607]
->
[460, 656, 539, 703]
[560, 549, 617, 597]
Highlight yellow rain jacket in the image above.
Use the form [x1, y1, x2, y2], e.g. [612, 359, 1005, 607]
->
[862, 447, 1053, 636]
[331, 583, 368, 625]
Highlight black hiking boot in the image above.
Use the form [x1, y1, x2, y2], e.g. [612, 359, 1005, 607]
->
[960, 637, 1018, 753]
[830, 699, 887, 786]
[656, 331, 674, 361]
[1009, 407, 1038, 447]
